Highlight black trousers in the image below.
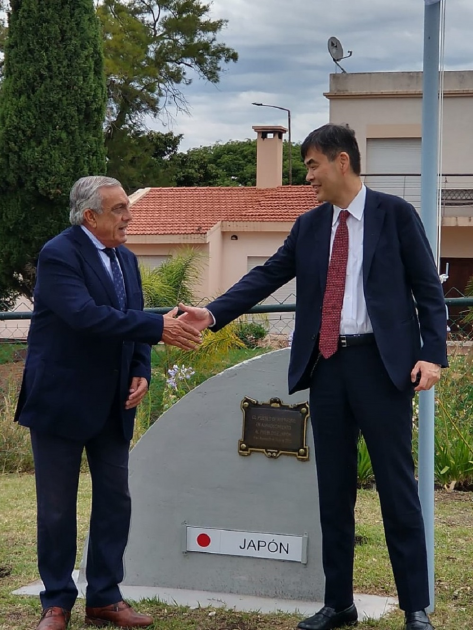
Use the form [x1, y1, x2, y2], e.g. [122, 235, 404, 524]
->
[309, 343, 429, 613]
[30, 408, 131, 610]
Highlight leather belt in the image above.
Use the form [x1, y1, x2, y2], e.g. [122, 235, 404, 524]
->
[338, 333, 375, 348]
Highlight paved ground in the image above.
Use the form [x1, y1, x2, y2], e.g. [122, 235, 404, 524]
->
[14, 571, 398, 618]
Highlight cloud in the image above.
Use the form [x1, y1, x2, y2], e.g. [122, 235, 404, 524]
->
[148, 0, 473, 151]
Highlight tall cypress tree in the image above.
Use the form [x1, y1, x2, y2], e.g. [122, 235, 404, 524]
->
[0, 0, 106, 299]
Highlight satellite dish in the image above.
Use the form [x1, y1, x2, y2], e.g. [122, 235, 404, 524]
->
[327, 36, 353, 73]
[328, 36, 344, 62]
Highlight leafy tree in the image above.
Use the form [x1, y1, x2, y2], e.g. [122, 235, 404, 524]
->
[171, 144, 226, 187]
[106, 128, 182, 193]
[205, 140, 258, 186]
[108, 134, 308, 191]
[0, 1, 7, 69]
[0, 0, 106, 298]
[0, 288, 17, 312]
[98, 0, 238, 190]
[0, 1, 239, 198]
[98, 0, 238, 135]
[287, 143, 310, 186]
[171, 139, 308, 187]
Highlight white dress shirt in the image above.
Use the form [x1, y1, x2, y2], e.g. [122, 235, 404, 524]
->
[330, 185, 373, 335]
[80, 225, 124, 280]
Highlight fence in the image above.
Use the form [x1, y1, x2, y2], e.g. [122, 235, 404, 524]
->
[1, 295, 473, 349]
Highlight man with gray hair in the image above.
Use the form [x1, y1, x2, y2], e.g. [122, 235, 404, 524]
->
[15, 176, 201, 630]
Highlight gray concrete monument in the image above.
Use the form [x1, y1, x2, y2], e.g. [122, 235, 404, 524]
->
[121, 348, 325, 601]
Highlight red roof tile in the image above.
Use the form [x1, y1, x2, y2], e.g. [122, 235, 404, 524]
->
[128, 186, 318, 235]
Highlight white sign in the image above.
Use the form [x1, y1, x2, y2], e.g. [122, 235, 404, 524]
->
[186, 526, 307, 563]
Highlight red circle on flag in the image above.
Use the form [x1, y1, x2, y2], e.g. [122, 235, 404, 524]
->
[197, 533, 211, 547]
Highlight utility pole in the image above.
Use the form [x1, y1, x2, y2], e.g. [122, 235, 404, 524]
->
[419, 0, 442, 613]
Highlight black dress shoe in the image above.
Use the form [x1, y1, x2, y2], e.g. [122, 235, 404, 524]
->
[297, 604, 358, 630]
[405, 610, 434, 630]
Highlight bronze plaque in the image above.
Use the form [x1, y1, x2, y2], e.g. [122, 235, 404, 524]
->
[239, 396, 310, 461]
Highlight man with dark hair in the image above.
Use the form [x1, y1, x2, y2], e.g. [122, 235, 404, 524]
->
[179, 124, 447, 630]
[15, 176, 201, 630]
[301, 123, 362, 175]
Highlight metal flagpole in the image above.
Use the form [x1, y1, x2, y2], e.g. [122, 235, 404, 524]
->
[419, 0, 442, 613]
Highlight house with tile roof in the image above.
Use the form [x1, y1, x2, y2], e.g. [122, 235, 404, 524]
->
[126, 126, 317, 312]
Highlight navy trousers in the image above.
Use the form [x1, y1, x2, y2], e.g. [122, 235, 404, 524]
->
[309, 343, 429, 613]
[30, 408, 131, 610]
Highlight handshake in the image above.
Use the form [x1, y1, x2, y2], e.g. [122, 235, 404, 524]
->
[161, 303, 214, 351]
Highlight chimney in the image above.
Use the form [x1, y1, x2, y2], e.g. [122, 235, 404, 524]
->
[252, 125, 287, 188]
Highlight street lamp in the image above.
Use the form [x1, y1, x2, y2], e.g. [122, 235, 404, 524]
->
[252, 102, 292, 185]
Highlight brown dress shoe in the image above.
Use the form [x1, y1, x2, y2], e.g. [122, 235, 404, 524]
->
[85, 600, 153, 628]
[36, 607, 71, 630]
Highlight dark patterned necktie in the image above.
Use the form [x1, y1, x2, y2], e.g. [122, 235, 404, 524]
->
[319, 209, 350, 359]
[103, 248, 127, 311]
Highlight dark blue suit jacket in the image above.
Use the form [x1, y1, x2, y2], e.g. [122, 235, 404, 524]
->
[15, 226, 164, 441]
[208, 188, 448, 393]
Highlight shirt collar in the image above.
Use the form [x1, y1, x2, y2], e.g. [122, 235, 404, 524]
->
[332, 184, 367, 225]
[80, 225, 110, 251]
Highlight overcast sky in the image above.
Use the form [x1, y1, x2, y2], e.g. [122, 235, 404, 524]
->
[151, 0, 473, 151]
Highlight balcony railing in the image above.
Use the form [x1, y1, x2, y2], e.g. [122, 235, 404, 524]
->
[362, 174, 473, 217]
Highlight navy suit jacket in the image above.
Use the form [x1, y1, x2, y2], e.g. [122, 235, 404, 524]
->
[208, 188, 448, 393]
[15, 226, 164, 441]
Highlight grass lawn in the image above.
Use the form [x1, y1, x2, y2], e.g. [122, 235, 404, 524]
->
[0, 473, 471, 630]
[0, 343, 27, 366]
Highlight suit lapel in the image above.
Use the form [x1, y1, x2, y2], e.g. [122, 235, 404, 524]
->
[363, 188, 385, 284]
[71, 226, 120, 308]
[313, 203, 333, 293]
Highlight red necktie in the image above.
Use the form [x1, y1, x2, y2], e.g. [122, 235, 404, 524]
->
[319, 210, 349, 359]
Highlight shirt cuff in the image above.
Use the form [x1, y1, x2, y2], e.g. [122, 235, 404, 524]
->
[205, 308, 216, 328]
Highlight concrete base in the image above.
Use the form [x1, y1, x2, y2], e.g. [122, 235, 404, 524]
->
[13, 571, 398, 619]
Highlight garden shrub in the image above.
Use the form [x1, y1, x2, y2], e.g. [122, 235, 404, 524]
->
[235, 321, 268, 348]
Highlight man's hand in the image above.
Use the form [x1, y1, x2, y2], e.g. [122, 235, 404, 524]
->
[177, 303, 213, 332]
[125, 376, 149, 410]
[411, 360, 441, 392]
[161, 307, 202, 350]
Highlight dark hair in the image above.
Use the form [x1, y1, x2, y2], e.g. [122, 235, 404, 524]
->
[300, 123, 361, 175]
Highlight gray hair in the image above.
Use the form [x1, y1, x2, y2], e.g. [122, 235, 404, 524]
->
[69, 175, 122, 225]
